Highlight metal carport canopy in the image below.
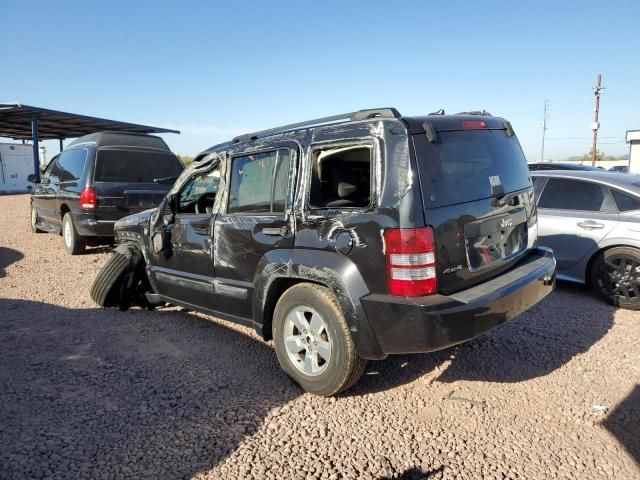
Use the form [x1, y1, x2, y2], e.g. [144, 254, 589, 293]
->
[0, 103, 180, 180]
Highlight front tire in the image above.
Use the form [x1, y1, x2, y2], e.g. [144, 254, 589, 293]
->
[591, 246, 640, 310]
[90, 245, 152, 310]
[62, 213, 86, 255]
[273, 283, 367, 396]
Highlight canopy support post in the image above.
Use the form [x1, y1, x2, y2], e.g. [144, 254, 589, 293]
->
[59, 138, 64, 152]
[31, 116, 40, 180]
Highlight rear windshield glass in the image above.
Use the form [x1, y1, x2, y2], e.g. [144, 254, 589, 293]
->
[94, 149, 183, 183]
[414, 130, 531, 208]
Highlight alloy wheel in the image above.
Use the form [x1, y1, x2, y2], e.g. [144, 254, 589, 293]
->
[283, 306, 332, 376]
[597, 253, 640, 303]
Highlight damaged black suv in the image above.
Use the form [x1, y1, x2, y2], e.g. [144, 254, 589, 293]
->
[91, 108, 556, 396]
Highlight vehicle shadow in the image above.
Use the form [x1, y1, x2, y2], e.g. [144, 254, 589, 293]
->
[0, 298, 300, 480]
[82, 238, 115, 255]
[350, 282, 615, 395]
[603, 384, 640, 467]
[0, 247, 24, 278]
[378, 465, 445, 479]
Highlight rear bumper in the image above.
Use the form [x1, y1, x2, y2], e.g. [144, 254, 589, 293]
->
[360, 248, 556, 356]
[72, 212, 115, 237]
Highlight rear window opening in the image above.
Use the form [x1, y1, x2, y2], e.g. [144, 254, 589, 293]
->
[309, 146, 371, 209]
[94, 149, 184, 183]
[414, 130, 531, 209]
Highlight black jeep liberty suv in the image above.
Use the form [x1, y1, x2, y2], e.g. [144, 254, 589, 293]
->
[91, 108, 556, 396]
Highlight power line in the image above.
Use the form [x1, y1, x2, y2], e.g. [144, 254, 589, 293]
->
[545, 136, 622, 140]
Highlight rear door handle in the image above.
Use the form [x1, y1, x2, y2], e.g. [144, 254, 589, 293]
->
[262, 226, 288, 236]
[577, 221, 605, 230]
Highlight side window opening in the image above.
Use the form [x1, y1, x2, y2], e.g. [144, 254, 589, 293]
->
[228, 149, 291, 214]
[178, 166, 221, 214]
[309, 146, 371, 209]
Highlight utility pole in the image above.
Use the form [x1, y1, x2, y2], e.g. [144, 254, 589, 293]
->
[540, 99, 550, 162]
[591, 74, 604, 166]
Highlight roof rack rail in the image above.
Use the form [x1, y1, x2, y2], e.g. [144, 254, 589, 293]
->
[455, 110, 493, 116]
[231, 107, 401, 144]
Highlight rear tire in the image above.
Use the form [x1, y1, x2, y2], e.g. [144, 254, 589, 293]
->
[272, 283, 367, 396]
[590, 246, 640, 310]
[30, 206, 45, 233]
[62, 213, 86, 255]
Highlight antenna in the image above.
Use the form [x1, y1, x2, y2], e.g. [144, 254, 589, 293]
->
[540, 99, 550, 162]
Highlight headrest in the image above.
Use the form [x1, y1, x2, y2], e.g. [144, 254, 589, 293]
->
[337, 182, 357, 198]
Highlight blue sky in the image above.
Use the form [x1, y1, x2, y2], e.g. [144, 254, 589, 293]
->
[2, 0, 638, 161]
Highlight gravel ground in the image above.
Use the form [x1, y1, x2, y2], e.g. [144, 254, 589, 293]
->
[0, 193, 638, 480]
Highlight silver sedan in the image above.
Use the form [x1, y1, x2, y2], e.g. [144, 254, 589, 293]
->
[532, 170, 640, 309]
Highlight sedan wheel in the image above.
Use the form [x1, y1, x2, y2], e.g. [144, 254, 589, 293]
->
[592, 247, 640, 310]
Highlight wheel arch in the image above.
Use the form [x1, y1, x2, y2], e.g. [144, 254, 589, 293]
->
[59, 203, 71, 217]
[253, 249, 386, 360]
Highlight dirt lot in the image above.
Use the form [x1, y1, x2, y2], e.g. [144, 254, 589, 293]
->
[0, 194, 638, 480]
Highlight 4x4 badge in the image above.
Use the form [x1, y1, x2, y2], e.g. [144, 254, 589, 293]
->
[443, 265, 463, 274]
[501, 218, 513, 228]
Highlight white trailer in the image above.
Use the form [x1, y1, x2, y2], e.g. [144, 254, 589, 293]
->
[0, 143, 35, 193]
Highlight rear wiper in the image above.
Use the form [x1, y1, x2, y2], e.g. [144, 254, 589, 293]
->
[494, 191, 521, 207]
[153, 175, 178, 184]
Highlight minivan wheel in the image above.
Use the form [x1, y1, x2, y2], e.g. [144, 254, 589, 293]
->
[273, 283, 367, 396]
[30, 206, 45, 233]
[591, 246, 640, 310]
[62, 213, 86, 255]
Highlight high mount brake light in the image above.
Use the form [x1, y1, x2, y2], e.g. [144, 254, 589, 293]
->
[80, 187, 97, 210]
[384, 227, 437, 297]
[462, 120, 488, 130]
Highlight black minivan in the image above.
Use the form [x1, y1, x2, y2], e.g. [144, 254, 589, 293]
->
[29, 132, 184, 254]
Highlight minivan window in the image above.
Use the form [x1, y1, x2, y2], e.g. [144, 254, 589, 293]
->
[414, 130, 531, 208]
[47, 158, 63, 182]
[58, 149, 87, 182]
[94, 149, 183, 183]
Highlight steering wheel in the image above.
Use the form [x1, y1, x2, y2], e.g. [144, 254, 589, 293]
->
[194, 193, 216, 214]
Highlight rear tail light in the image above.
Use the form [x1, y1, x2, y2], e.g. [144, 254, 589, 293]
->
[80, 187, 97, 210]
[384, 227, 437, 296]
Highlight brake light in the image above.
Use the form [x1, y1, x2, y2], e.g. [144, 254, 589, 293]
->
[462, 120, 488, 130]
[384, 227, 437, 296]
[80, 187, 97, 210]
